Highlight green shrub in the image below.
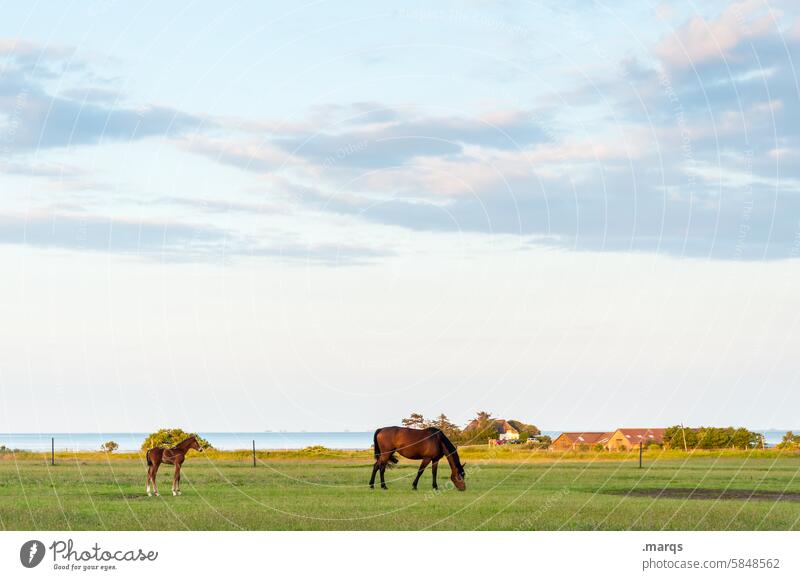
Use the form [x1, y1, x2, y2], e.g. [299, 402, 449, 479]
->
[663, 425, 763, 450]
[140, 428, 212, 452]
[777, 431, 800, 450]
[100, 441, 119, 453]
[299, 445, 332, 454]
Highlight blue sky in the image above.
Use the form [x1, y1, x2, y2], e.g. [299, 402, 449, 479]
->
[1, 1, 799, 433]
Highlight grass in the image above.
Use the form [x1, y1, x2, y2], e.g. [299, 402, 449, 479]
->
[1, 449, 799, 530]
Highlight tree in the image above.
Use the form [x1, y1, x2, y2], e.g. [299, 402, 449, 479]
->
[731, 427, 763, 449]
[507, 420, 541, 438]
[777, 431, 800, 450]
[401, 412, 428, 429]
[430, 413, 462, 441]
[474, 411, 493, 425]
[463, 411, 500, 444]
[663, 425, 763, 450]
[508, 419, 540, 443]
[140, 428, 212, 452]
[100, 441, 119, 453]
[663, 425, 697, 449]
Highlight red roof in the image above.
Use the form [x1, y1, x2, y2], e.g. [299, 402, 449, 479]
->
[555, 432, 612, 445]
[614, 428, 666, 443]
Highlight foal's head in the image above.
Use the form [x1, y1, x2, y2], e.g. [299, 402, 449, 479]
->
[186, 436, 204, 453]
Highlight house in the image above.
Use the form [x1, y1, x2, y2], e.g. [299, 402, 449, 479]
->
[465, 419, 520, 441]
[603, 428, 665, 451]
[549, 432, 611, 451]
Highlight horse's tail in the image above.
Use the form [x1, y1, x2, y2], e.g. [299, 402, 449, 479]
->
[373, 429, 381, 460]
[373, 428, 398, 465]
[146, 449, 152, 467]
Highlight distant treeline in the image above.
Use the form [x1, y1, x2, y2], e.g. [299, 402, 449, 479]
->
[662, 425, 765, 449]
[400, 411, 551, 447]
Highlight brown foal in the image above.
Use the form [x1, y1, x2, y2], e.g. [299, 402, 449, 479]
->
[370, 426, 466, 491]
[145, 435, 203, 496]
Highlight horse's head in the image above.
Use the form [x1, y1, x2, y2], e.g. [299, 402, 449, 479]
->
[451, 461, 466, 491]
[189, 436, 204, 452]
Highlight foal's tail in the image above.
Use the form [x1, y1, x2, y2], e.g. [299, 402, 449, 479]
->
[373, 428, 398, 465]
[146, 449, 152, 467]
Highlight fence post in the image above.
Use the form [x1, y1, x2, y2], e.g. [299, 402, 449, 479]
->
[51, 437, 55, 466]
[639, 441, 643, 468]
[252, 440, 256, 467]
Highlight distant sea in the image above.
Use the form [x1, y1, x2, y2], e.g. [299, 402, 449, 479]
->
[0, 430, 791, 452]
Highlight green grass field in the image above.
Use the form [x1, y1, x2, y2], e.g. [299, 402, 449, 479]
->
[2, 450, 800, 530]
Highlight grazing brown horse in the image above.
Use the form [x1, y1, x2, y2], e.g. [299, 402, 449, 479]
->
[145, 436, 203, 496]
[370, 426, 466, 491]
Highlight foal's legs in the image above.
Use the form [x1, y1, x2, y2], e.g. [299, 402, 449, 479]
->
[412, 458, 431, 490]
[431, 460, 439, 490]
[172, 464, 181, 496]
[147, 464, 159, 496]
[150, 464, 160, 496]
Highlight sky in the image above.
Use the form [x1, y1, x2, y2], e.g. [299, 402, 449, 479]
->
[1, 1, 799, 433]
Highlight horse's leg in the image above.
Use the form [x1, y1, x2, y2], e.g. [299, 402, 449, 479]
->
[369, 462, 379, 489]
[431, 459, 439, 490]
[379, 462, 387, 490]
[176, 463, 182, 495]
[172, 464, 181, 496]
[151, 463, 160, 496]
[146, 467, 152, 496]
[412, 458, 431, 490]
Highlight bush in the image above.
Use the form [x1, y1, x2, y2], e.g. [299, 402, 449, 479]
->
[140, 428, 212, 452]
[507, 420, 541, 438]
[777, 431, 800, 450]
[100, 441, 119, 453]
[663, 425, 763, 450]
[298, 445, 333, 455]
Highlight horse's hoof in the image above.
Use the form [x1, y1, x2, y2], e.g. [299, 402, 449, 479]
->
[177, 491, 181, 496]
[381, 486, 388, 490]
[172, 491, 178, 496]
[147, 492, 152, 497]
[369, 485, 374, 489]
[412, 486, 417, 491]
[154, 493, 159, 497]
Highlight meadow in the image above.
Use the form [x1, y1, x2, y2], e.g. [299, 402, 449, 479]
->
[1, 448, 799, 530]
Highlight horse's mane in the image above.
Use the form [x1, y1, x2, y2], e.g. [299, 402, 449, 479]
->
[171, 435, 196, 449]
[431, 428, 458, 457]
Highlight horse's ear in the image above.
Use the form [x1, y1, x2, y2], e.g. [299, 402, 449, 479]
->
[461, 462, 467, 469]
